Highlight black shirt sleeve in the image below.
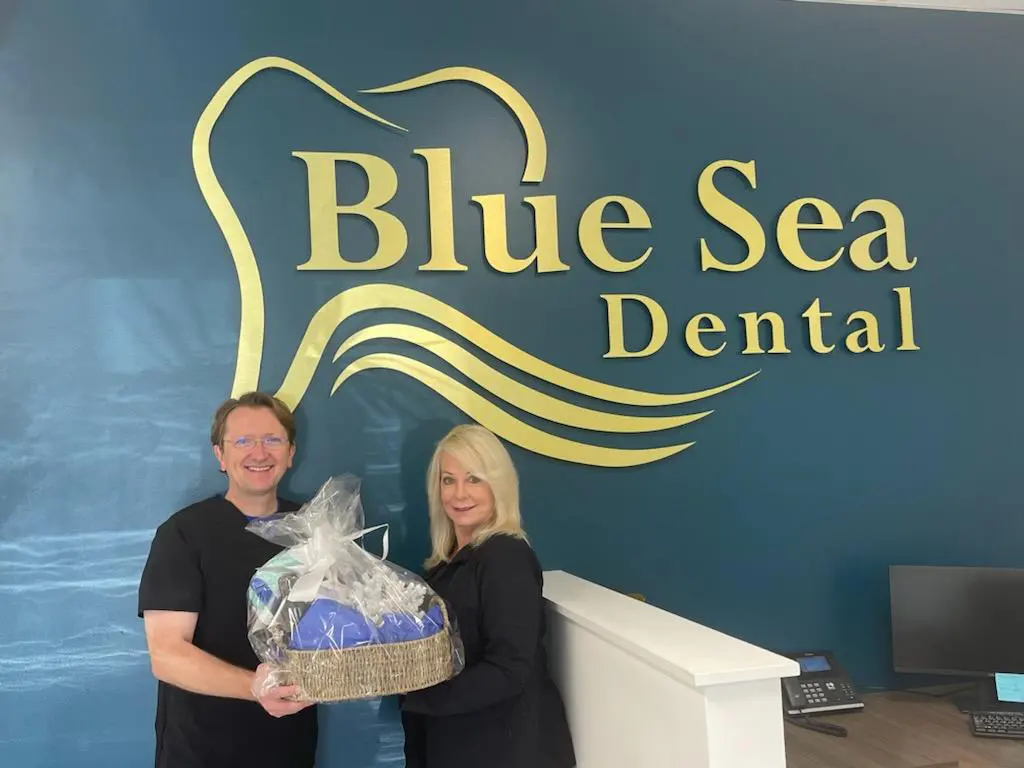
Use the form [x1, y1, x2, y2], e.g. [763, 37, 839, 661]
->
[137, 517, 203, 618]
[401, 535, 541, 716]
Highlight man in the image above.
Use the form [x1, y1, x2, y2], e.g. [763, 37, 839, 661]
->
[137, 392, 318, 767]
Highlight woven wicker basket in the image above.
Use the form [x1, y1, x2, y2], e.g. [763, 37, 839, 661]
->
[282, 597, 456, 702]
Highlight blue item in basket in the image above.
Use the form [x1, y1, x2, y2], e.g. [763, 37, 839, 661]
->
[379, 603, 446, 643]
[251, 577, 275, 606]
[289, 600, 374, 650]
[288, 599, 447, 650]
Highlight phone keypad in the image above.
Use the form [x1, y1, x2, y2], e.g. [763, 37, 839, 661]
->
[800, 680, 858, 705]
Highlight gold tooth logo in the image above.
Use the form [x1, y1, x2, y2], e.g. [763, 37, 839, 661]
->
[191, 56, 759, 468]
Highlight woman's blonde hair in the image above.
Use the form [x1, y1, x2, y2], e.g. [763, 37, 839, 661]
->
[424, 424, 527, 568]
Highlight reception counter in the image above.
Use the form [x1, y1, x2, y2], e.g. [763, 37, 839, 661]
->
[543, 570, 800, 768]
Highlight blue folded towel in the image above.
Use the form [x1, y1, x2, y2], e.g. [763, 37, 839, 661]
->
[290, 600, 374, 650]
[288, 600, 446, 650]
[378, 604, 445, 644]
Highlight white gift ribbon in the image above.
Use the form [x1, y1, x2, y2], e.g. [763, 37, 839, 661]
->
[287, 523, 390, 603]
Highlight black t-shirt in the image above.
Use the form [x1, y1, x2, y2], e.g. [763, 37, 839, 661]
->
[137, 495, 318, 768]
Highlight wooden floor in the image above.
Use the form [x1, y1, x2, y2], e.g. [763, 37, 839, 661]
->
[785, 690, 1024, 768]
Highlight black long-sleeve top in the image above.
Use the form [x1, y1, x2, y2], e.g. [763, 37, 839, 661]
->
[400, 533, 576, 768]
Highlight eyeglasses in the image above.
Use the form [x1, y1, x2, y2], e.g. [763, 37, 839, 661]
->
[225, 435, 288, 450]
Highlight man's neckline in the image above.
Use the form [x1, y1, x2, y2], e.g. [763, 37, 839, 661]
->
[217, 493, 283, 521]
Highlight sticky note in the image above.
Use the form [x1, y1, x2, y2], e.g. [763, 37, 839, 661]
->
[994, 673, 1024, 703]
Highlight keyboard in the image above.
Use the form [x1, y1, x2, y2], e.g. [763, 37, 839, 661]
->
[970, 710, 1024, 739]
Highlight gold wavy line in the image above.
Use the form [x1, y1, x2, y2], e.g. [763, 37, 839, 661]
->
[275, 283, 759, 410]
[332, 353, 693, 468]
[332, 324, 712, 433]
[192, 56, 407, 395]
[361, 66, 546, 183]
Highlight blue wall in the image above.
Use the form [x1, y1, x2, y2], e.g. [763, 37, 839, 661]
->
[2, 0, 1023, 765]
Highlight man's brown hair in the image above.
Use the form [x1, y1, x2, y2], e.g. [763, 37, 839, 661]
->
[210, 392, 296, 446]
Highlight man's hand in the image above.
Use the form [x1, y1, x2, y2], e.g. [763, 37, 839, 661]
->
[253, 663, 313, 718]
[257, 685, 314, 718]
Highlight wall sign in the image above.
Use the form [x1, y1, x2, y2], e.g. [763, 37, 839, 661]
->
[193, 57, 919, 468]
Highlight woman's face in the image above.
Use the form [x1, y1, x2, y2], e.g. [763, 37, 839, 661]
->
[439, 451, 495, 535]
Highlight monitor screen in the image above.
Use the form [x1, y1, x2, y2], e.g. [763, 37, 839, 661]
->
[798, 655, 832, 673]
[889, 565, 1024, 676]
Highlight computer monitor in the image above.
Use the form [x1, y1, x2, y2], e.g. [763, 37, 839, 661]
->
[889, 564, 1024, 711]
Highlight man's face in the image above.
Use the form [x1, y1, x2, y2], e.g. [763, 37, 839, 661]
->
[213, 406, 295, 499]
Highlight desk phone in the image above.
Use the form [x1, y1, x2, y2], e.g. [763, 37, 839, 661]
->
[780, 650, 864, 716]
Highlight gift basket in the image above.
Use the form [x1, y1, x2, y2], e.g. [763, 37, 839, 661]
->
[245, 474, 464, 702]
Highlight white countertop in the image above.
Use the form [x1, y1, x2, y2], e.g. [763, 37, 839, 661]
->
[543, 570, 800, 688]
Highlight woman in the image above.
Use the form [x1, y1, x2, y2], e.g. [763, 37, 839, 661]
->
[401, 424, 576, 768]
